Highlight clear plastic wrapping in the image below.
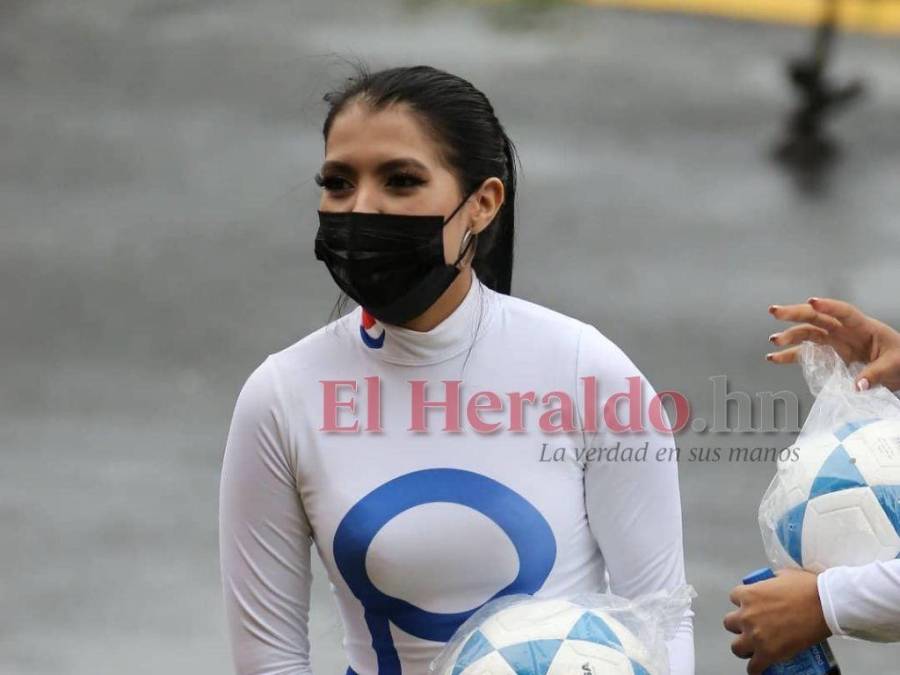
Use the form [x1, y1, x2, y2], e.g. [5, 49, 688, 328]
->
[759, 341, 900, 572]
[429, 585, 695, 675]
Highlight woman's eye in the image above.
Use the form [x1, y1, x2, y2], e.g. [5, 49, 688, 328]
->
[387, 172, 425, 189]
[315, 173, 352, 192]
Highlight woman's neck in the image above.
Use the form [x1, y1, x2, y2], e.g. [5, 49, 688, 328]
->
[399, 268, 473, 332]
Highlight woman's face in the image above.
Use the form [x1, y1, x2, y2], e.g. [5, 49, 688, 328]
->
[318, 99, 497, 266]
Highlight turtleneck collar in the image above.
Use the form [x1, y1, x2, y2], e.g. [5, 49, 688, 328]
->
[355, 270, 499, 366]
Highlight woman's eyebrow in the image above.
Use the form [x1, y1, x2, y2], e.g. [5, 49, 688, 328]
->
[319, 160, 356, 176]
[319, 158, 430, 175]
[377, 158, 430, 174]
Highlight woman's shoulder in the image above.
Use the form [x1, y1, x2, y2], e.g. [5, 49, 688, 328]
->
[498, 291, 587, 336]
[270, 306, 360, 366]
[234, 309, 360, 401]
[499, 292, 622, 353]
[499, 291, 646, 379]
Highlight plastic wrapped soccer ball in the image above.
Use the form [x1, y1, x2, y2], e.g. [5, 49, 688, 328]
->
[760, 417, 900, 572]
[438, 597, 656, 675]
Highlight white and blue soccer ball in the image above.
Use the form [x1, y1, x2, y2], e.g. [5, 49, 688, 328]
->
[761, 417, 900, 572]
[438, 598, 657, 675]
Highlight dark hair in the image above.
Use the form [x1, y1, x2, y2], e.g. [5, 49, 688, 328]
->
[321, 63, 519, 306]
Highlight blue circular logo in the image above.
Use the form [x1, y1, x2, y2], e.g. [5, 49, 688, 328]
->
[334, 468, 557, 674]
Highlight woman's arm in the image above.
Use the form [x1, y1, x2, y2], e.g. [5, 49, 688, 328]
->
[577, 324, 695, 675]
[818, 559, 900, 642]
[219, 356, 315, 675]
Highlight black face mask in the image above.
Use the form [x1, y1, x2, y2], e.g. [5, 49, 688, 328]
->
[315, 191, 477, 325]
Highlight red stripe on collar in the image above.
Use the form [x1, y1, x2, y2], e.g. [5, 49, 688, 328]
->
[361, 308, 376, 330]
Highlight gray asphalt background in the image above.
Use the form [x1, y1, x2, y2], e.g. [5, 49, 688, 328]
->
[2, 1, 899, 673]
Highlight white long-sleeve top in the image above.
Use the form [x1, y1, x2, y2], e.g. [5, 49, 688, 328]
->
[218, 270, 694, 675]
[818, 559, 900, 642]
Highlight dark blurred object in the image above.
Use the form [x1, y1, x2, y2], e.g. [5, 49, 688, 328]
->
[773, 0, 866, 193]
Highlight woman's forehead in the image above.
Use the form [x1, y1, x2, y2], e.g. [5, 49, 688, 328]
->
[325, 100, 443, 169]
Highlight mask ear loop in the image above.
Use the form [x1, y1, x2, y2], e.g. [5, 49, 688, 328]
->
[452, 228, 477, 267]
[447, 184, 481, 268]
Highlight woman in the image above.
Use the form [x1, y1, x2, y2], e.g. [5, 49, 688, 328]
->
[725, 297, 900, 674]
[219, 64, 694, 675]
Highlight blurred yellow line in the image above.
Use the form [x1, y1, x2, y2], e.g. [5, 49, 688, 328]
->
[574, 0, 900, 34]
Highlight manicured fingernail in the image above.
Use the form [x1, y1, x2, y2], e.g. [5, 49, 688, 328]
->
[768, 305, 780, 314]
[857, 378, 870, 391]
[766, 353, 774, 361]
[768, 333, 780, 344]
[808, 297, 820, 304]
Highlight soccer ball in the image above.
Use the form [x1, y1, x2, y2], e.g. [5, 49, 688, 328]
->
[760, 417, 900, 572]
[439, 597, 657, 675]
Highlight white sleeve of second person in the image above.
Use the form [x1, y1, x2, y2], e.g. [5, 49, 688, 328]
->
[578, 324, 696, 675]
[218, 355, 315, 675]
[817, 559, 900, 643]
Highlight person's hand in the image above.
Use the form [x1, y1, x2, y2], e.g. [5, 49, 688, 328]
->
[724, 568, 831, 674]
[767, 297, 900, 392]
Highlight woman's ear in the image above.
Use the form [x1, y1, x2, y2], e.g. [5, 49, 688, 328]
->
[470, 177, 505, 235]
